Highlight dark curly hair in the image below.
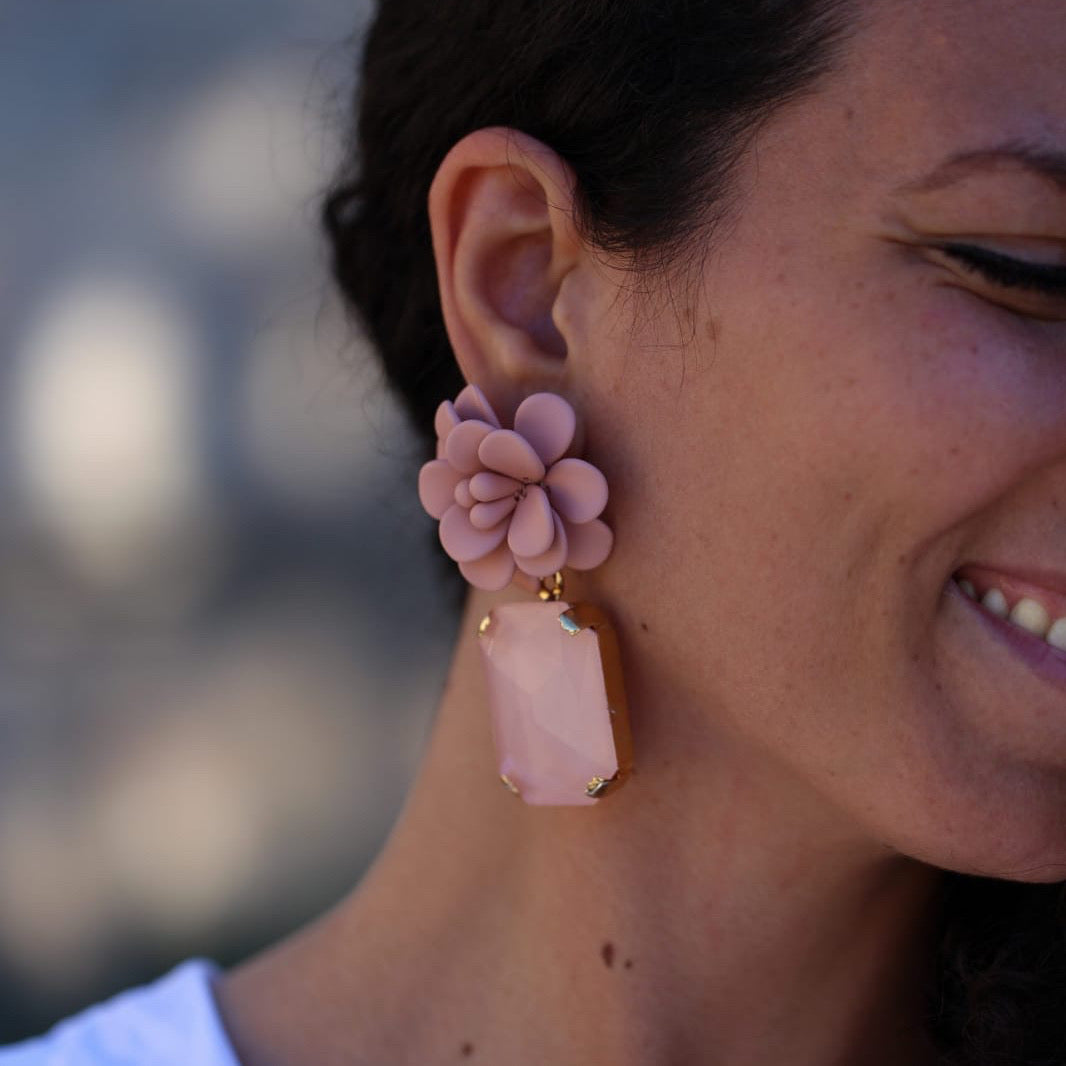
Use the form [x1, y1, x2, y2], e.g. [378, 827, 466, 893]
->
[321, 2, 1066, 1063]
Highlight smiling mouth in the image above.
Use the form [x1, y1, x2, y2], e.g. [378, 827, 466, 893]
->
[951, 564, 1066, 655]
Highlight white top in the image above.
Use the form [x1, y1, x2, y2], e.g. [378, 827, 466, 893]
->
[0, 958, 241, 1066]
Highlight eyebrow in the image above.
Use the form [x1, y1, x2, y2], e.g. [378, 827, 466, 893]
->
[895, 139, 1066, 196]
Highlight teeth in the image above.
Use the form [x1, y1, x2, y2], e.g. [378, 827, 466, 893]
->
[957, 577, 1066, 653]
[1009, 596, 1051, 638]
[981, 588, 1009, 617]
[1048, 619, 1066, 651]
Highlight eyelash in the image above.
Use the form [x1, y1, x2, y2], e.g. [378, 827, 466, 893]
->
[938, 242, 1066, 297]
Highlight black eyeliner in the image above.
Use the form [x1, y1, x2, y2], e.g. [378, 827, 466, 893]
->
[938, 242, 1066, 296]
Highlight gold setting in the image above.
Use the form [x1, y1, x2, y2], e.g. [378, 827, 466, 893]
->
[500, 773, 521, 796]
[538, 571, 565, 602]
[477, 613, 493, 637]
[558, 603, 635, 801]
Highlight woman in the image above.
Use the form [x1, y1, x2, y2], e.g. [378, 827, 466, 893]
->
[5, 0, 1066, 1063]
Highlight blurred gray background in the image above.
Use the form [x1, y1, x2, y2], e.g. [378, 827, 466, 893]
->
[0, 0, 458, 1041]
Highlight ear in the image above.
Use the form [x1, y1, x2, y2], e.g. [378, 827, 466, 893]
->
[428, 127, 585, 421]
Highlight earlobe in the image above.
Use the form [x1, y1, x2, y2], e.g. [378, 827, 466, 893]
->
[428, 127, 583, 413]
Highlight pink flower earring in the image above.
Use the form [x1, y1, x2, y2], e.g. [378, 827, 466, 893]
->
[418, 385, 634, 804]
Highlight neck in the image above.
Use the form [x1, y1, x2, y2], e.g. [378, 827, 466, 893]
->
[216, 578, 946, 1066]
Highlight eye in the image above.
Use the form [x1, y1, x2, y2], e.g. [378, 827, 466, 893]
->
[936, 242, 1066, 297]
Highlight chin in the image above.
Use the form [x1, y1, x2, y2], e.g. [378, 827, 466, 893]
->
[878, 777, 1066, 884]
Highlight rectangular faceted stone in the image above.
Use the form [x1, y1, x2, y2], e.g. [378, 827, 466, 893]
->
[478, 599, 620, 805]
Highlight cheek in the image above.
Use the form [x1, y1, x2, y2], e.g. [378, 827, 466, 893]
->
[590, 265, 1066, 873]
[855, 298, 1066, 553]
[714, 278, 1066, 560]
[604, 277, 1066, 740]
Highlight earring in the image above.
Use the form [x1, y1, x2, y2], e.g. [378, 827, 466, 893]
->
[418, 385, 634, 805]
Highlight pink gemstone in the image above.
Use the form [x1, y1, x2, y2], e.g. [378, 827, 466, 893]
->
[478, 600, 619, 805]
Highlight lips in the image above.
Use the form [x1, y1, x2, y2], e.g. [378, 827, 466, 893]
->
[947, 593, 1066, 711]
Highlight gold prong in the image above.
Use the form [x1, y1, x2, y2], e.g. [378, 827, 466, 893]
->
[585, 775, 613, 798]
[478, 613, 493, 637]
[500, 774, 520, 795]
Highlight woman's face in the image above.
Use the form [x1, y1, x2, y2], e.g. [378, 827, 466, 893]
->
[582, 0, 1066, 878]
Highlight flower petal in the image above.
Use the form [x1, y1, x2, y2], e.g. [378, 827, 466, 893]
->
[418, 459, 463, 519]
[515, 511, 568, 578]
[544, 458, 608, 523]
[439, 503, 509, 562]
[459, 541, 515, 591]
[454, 478, 475, 509]
[470, 496, 517, 530]
[478, 430, 545, 482]
[453, 384, 501, 428]
[434, 399, 461, 443]
[469, 471, 520, 502]
[514, 393, 576, 466]
[562, 517, 613, 570]
[444, 418, 494, 475]
[507, 485, 554, 557]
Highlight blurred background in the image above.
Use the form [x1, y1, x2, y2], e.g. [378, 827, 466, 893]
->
[0, 0, 459, 1041]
